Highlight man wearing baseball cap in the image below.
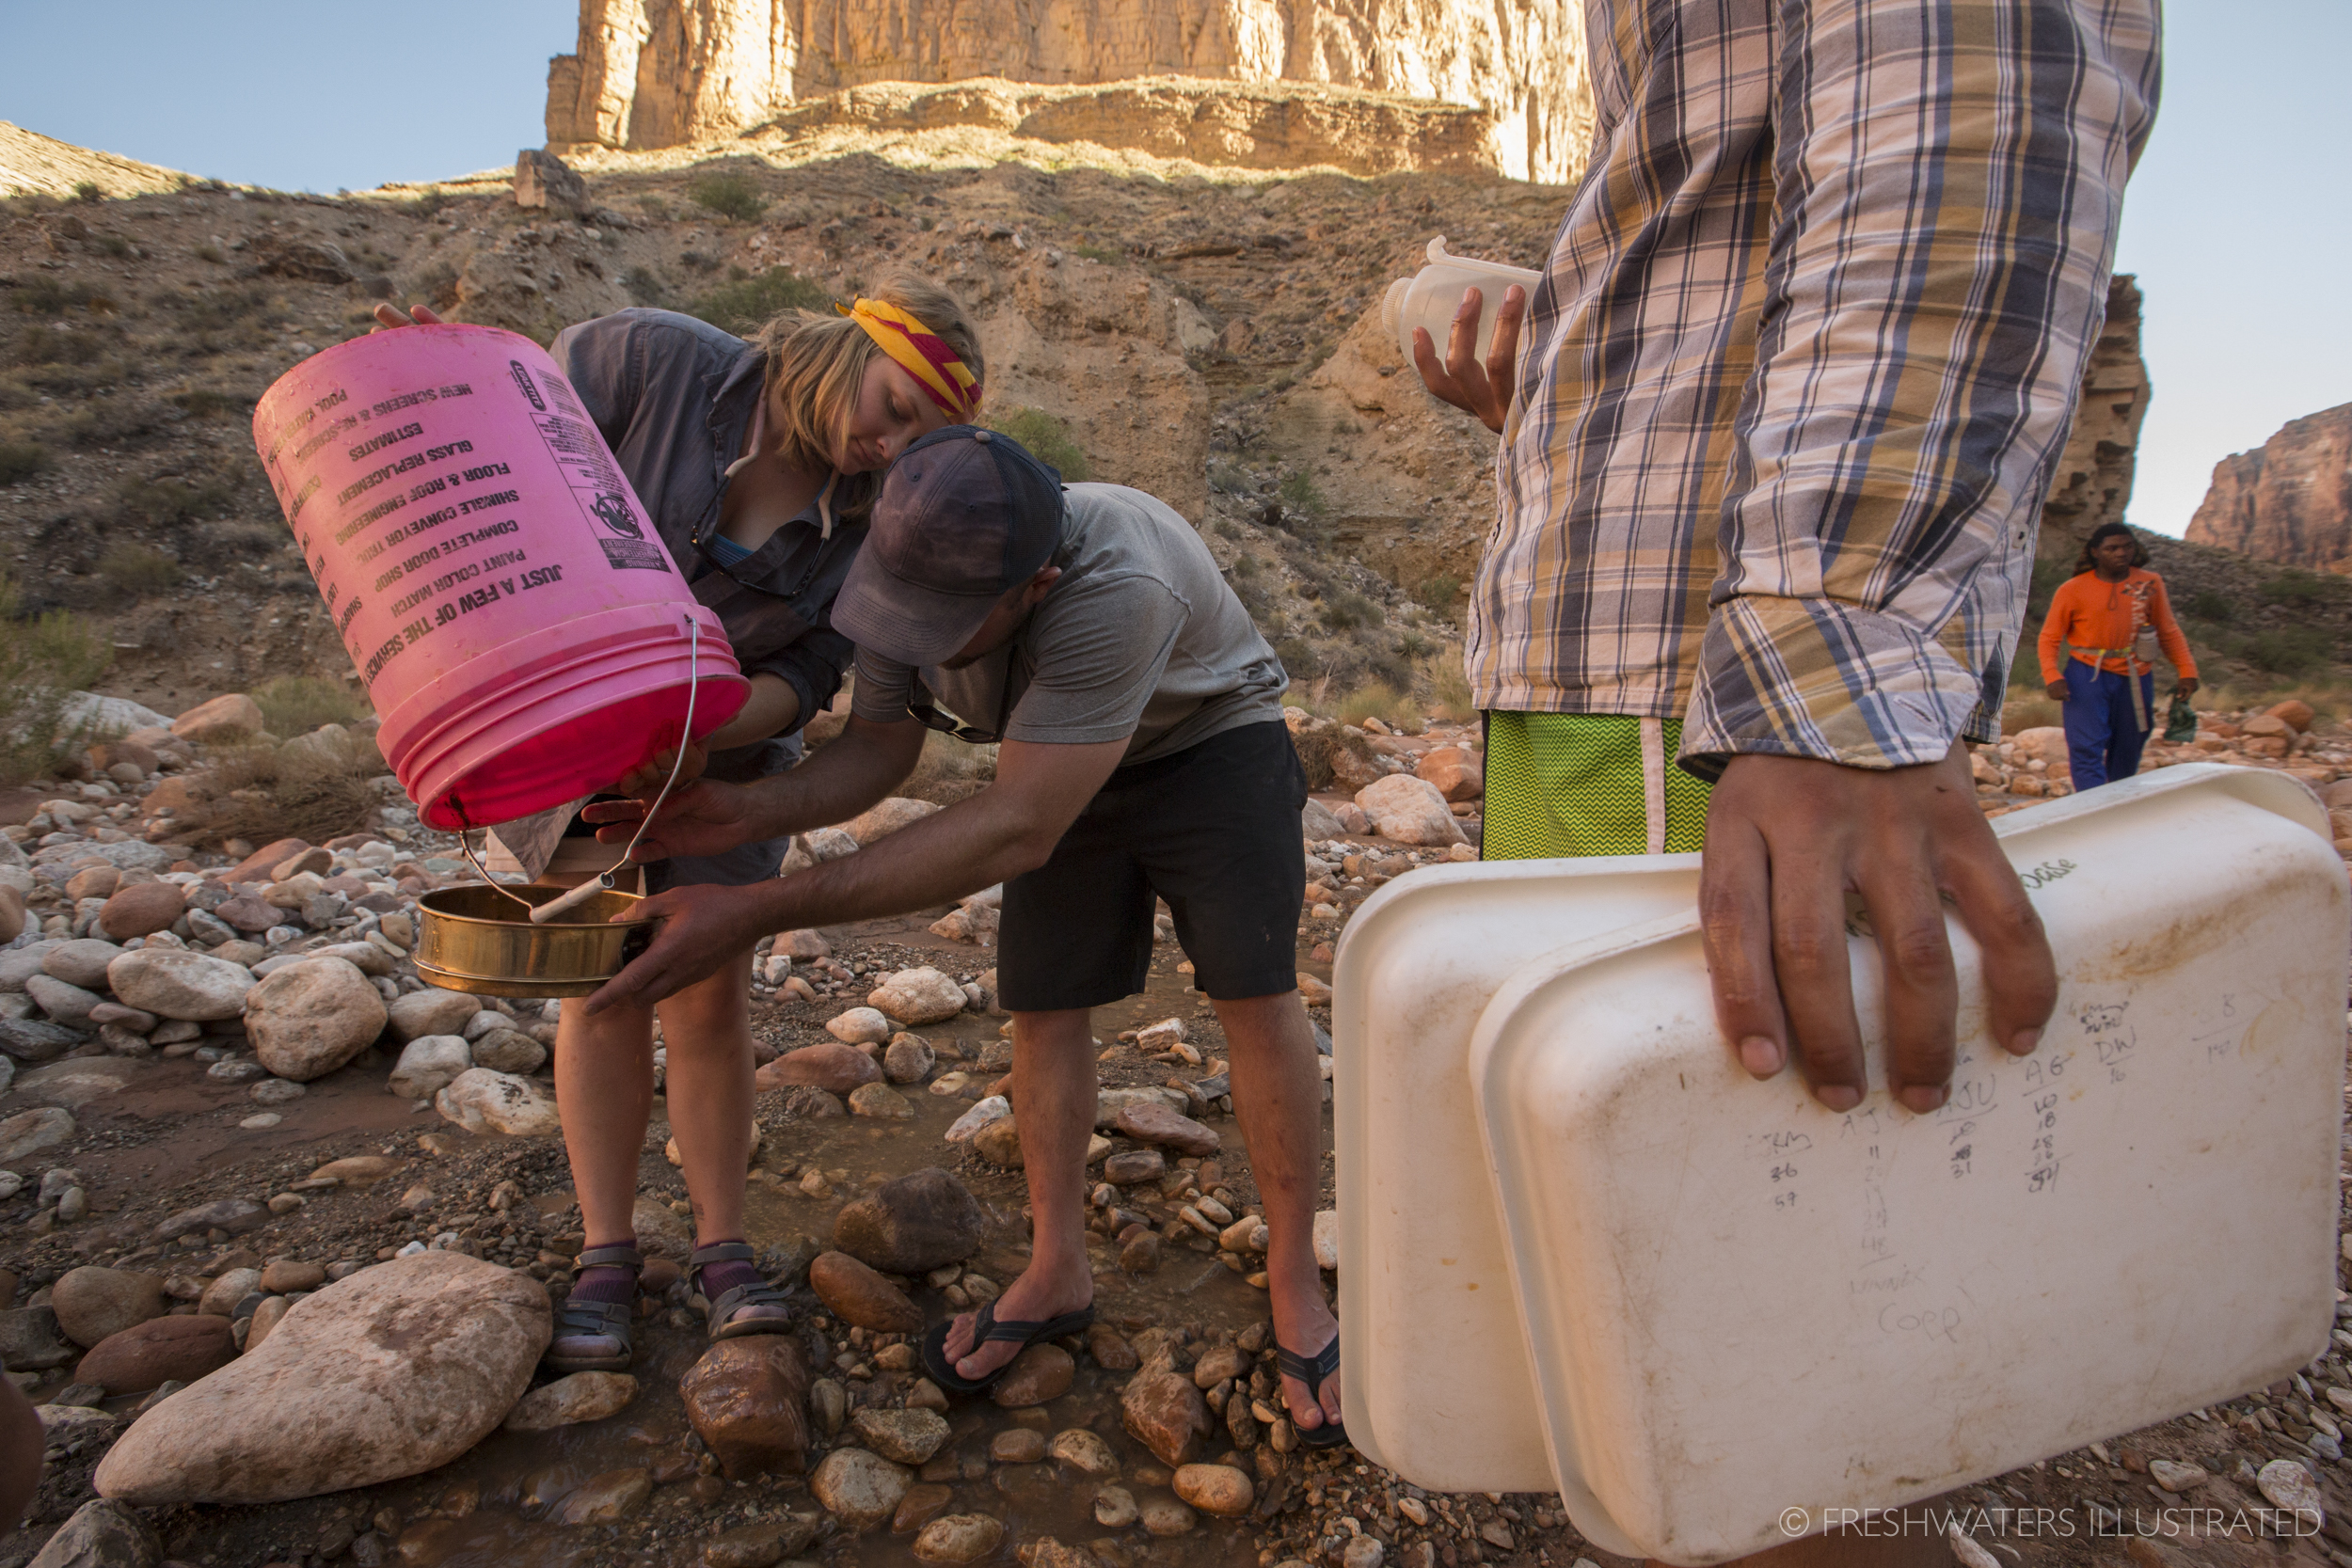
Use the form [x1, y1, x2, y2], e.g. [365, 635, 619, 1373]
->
[585, 425, 1346, 1446]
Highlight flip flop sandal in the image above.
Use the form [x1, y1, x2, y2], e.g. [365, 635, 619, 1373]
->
[547, 1243, 642, 1374]
[1277, 1333, 1350, 1449]
[920, 1299, 1097, 1397]
[688, 1243, 797, 1342]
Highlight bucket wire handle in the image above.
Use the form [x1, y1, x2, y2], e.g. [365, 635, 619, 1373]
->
[528, 616, 703, 926]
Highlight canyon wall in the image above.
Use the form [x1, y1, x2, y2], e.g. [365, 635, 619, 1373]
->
[2037, 275, 2150, 564]
[545, 0, 1594, 182]
[2185, 404, 2352, 573]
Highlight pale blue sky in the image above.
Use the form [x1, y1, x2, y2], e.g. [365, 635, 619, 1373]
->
[4, 0, 2344, 540]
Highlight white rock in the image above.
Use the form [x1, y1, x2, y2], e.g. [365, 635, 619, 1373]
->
[1351, 775, 1469, 847]
[826, 1006, 892, 1045]
[92, 1254, 548, 1505]
[501, 1370, 636, 1432]
[386, 989, 480, 1043]
[24, 974, 102, 1026]
[808, 1445, 912, 1532]
[867, 966, 966, 1025]
[389, 1036, 472, 1100]
[2149, 1459, 2207, 1493]
[2257, 1458, 2324, 1520]
[461, 1009, 507, 1042]
[244, 958, 386, 1082]
[435, 1069, 562, 1137]
[945, 1096, 1010, 1144]
[1135, 1018, 1187, 1053]
[1312, 1210, 1338, 1272]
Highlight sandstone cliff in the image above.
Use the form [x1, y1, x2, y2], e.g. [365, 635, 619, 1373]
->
[2185, 404, 2352, 573]
[2038, 274, 2149, 563]
[546, 0, 1593, 182]
[0, 119, 194, 202]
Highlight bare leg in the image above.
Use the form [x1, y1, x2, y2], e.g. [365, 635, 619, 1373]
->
[656, 949, 758, 1247]
[554, 989, 655, 1254]
[1213, 989, 1340, 1434]
[941, 1007, 1098, 1379]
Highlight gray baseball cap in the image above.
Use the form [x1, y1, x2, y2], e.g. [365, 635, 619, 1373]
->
[834, 425, 1066, 666]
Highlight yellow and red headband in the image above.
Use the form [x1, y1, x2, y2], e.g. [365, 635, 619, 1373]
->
[842, 297, 980, 422]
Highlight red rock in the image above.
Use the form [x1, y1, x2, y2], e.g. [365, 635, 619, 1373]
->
[99, 881, 187, 940]
[214, 894, 279, 934]
[990, 1344, 1074, 1408]
[2271, 700, 2316, 733]
[75, 1313, 236, 1393]
[679, 1337, 812, 1479]
[755, 1042, 881, 1096]
[1112, 1101, 1220, 1158]
[807, 1251, 921, 1335]
[1120, 1367, 1212, 1467]
[222, 837, 311, 885]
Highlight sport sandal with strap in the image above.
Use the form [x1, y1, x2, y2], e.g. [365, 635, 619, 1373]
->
[920, 1300, 1096, 1397]
[689, 1242, 795, 1341]
[1278, 1332, 1350, 1449]
[547, 1243, 642, 1374]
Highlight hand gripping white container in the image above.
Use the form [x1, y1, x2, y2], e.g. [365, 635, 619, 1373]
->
[1379, 236, 1543, 368]
[1335, 765, 2347, 1563]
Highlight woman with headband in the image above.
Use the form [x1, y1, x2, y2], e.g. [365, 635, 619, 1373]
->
[371, 277, 983, 1370]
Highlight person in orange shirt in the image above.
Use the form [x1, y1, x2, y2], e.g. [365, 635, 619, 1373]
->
[2036, 521, 2199, 789]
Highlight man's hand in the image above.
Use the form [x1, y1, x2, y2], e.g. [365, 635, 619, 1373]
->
[585, 882, 771, 1013]
[2176, 676, 2200, 697]
[582, 778, 758, 862]
[371, 302, 443, 332]
[1698, 740, 2058, 1114]
[2044, 679, 2070, 702]
[1409, 283, 1525, 435]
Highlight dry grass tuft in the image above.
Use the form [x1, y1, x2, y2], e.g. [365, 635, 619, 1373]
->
[188, 740, 383, 848]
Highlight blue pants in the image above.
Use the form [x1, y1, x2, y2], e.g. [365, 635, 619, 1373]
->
[2058, 665, 2153, 790]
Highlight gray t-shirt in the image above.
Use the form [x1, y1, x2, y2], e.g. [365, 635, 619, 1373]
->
[850, 483, 1288, 766]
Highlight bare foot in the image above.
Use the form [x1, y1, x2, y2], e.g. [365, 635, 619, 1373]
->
[942, 1258, 1091, 1384]
[1270, 1284, 1342, 1434]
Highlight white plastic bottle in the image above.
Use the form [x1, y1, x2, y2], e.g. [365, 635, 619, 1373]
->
[1380, 236, 1543, 368]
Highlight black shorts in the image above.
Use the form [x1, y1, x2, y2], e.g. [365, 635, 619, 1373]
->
[997, 719, 1307, 1012]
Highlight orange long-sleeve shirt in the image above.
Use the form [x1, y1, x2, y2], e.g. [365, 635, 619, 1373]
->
[2036, 567, 2197, 683]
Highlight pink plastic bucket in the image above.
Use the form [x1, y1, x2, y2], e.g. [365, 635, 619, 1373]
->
[253, 325, 748, 831]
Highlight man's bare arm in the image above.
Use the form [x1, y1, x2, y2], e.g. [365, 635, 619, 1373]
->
[583, 714, 928, 860]
[585, 734, 1129, 1011]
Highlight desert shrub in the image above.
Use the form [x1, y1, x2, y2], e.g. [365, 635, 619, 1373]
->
[2001, 697, 2061, 734]
[1215, 518, 1243, 540]
[188, 741, 383, 848]
[162, 283, 277, 333]
[251, 674, 369, 736]
[1425, 653, 1475, 721]
[62, 399, 162, 449]
[183, 521, 285, 571]
[2183, 589, 2234, 624]
[1073, 245, 1120, 264]
[96, 543, 183, 594]
[1319, 590, 1383, 632]
[72, 181, 102, 204]
[1337, 682, 1421, 730]
[984, 406, 1089, 481]
[686, 266, 827, 337]
[0, 440, 48, 484]
[193, 244, 224, 264]
[0, 566, 112, 784]
[118, 477, 236, 525]
[2246, 626, 2333, 674]
[686, 170, 768, 223]
[623, 266, 667, 307]
[172, 388, 252, 420]
[12, 278, 116, 317]
[1273, 635, 1323, 679]
[1414, 574, 1462, 613]
[2259, 571, 2340, 607]
[1279, 469, 1327, 517]
[1207, 457, 1253, 496]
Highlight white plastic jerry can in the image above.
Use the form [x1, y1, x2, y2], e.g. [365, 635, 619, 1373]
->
[1379, 236, 1543, 369]
[1335, 764, 2347, 1564]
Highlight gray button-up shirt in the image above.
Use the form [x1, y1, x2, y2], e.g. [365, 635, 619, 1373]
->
[550, 308, 860, 781]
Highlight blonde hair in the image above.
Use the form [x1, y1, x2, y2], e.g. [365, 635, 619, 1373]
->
[751, 273, 983, 522]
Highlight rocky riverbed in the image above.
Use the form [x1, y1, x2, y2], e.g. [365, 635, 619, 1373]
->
[5, 690, 2352, 1568]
